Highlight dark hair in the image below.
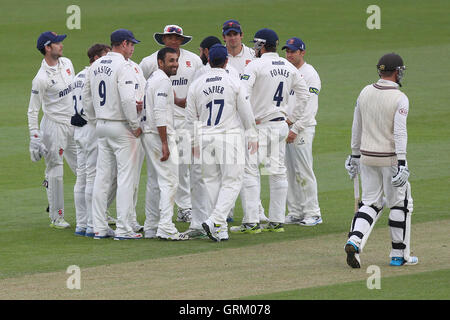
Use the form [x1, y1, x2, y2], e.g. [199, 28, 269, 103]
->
[87, 44, 111, 63]
[210, 57, 227, 68]
[378, 70, 395, 77]
[110, 39, 132, 48]
[264, 44, 277, 52]
[39, 47, 46, 56]
[157, 47, 177, 62]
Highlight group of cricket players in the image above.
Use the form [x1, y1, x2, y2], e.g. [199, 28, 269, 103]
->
[27, 19, 418, 268]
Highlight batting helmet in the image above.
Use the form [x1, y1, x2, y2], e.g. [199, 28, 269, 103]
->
[252, 28, 279, 51]
[377, 53, 405, 71]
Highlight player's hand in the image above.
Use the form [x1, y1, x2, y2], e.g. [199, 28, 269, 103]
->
[29, 130, 47, 162]
[132, 127, 142, 138]
[136, 100, 143, 113]
[174, 91, 186, 108]
[392, 160, 410, 187]
[286, 119, 293, 126]
[345, 155, 360, 180]
[160, 143, 170, 162]
[248, 141, 258, 155]
[286, 130, 297, 144]
[192, 145, 200, 159]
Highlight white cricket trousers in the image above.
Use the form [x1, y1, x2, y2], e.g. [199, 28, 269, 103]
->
[40, 115, 77, 221]
[201, 133, 244, 226]
[92, 120, 140, 236]
[285, 126, 321, 219]
[74, 123, 116, 229]
[174, 117, 192, 210]
[348, 164, 414, 258]
[141, 133, 179, 234]
[241, 120, 289, 224]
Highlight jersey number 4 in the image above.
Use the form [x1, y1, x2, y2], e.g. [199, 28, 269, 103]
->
[206, 99, 224, 126]
[273, 82, 284, 107]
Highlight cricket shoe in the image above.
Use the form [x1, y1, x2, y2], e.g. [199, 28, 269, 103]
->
[131, 223, 144, 232]
[50, 217, 71, 229]
[300, 216, 323, 226]
[114, 232, 143, 240]
[157, 230, 186, 241]
[284, 214, 303, 225]
[180, 228, 207, 240]
[144, 228, 157, 239]
[218, 226, 229, 241]
[230, 223, 261, 234]
[85, 227, 95, 238]
[93, 228, 115, 239]
[202, 219, 221, 242]
[345, 241, 361, 268]
[261, 222, 285, 233]
[390, 256, 419, 266]
[176, 208, 192, 222]
[74, 227, 86, 236]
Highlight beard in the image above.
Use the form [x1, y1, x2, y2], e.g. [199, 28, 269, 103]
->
[200, 53, 208, 65]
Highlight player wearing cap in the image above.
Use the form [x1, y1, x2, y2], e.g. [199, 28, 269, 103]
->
[222, 20, 268, 224]
[236, 28, 309, 233]
[186, 44, 258, 242]
[82, 29, 143, 240]
[28, 31, 77, 229]
[222, 19, 255, 77]
[282, 37, 323, 227]
[72, 43, 113, 236]
[344, 53, 417, 268]
[141, 47, 186, 240]
[139, 25, 203, 223]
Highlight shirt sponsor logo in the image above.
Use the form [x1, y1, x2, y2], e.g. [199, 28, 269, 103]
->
[241, 74, 250, 80]
[59, 84, 73, 97]
[100, 60, 112, 64]
[206, 76, 222, 83]
[309, 87, 319, 95]
[172, 77, 188, 86]
[272, 61, 285, 66]
[157, 92, 168, 97]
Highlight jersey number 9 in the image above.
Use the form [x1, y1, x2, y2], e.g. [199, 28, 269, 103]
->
[99, 80, 106, 106]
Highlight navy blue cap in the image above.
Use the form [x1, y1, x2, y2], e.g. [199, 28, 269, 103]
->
[110, 29, 140, 44]
[209, 44, 228, 65]
[37, 31, 67, 51]
[253, 28, 279, 46]
[282, 37, 306, 51]
[222, 19, 242, 35]
[200, 36, 222, 49]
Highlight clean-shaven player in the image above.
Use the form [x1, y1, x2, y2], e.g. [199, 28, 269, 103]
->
[236, 28, 309, 233]
[141, 47, 186, 241]
[283, 37, 323, 226]
[222, 19, 268, 223]
[83, 29, 143, 240]
[28, 31, 77, 229]
[139, 25, 203, 223]
[344, 53, 417, 268]
[186, 44, 258, 242]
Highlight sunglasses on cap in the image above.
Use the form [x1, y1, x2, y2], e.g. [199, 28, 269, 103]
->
[167, 26, 182, 34]
[224, 22, 240, 30]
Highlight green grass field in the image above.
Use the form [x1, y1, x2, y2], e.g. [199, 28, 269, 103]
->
[0, 0, 449, 302]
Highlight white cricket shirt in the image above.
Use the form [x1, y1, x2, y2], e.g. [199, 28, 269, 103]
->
[27, 57, 75, 132]
[226, 44, 255, 77]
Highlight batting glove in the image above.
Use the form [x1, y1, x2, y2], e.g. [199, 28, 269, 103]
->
[345, 155, 360, 180]
[392, 160, 410, 187]
[29, 130, 48, 162]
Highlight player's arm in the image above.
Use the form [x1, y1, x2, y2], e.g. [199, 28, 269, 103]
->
[81, 69, 95, 123]
[185, 83, 200, 157]
[240, 62, 256, 100]
[139, 56, 157, 80]
[27, 77, 44, 133]
[350, 97, 362, 156]
[118, 64, 141, 136]
[153, 79, 172, 161]
[394, 95, 409, 161]
[289, 71, 310, 135]
[236, 85, 258, 154]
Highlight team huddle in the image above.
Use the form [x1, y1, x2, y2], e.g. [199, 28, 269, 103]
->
[27, 20, 418, 267]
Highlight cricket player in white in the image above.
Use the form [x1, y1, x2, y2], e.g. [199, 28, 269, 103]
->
[83, 29, 143, 240]
[237, 28, 309, 233]
[283, 37, 323, 226]
[186, 44, 258, 242]
[141, 47, 184, 240]
[222, 20, 268, 224]
[139, 25, 203, 223]
[28, 31, 77, 229]
[344, 53, 418, 268]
